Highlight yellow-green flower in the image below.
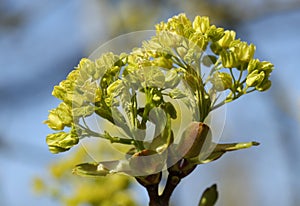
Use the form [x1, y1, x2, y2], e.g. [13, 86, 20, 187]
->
[153, 56, 173, 69]
[256, 79, 272, 91]
[234, 42, 256, 62]
[46, 131, 79, 154]
[192, 16, 210, 34]
[44, 102, 72, 130]
[107, 79, 122, 96]
[221, 51, 239, 68]
[207, 25, 224, 42]
[190, 32, 209, 51]
[246, 70, 265, 87]
[247, 58, 260, 73]
[210, 72, 233, 91]
[258, 61, 274, 75]
[217, 30, 236, 48]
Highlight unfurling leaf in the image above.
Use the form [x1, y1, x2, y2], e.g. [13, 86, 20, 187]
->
[73, 162, 109, 176]
[194, 141, 260, 164]
[73, 151, 167, 177]
[73, 160, 130, 177]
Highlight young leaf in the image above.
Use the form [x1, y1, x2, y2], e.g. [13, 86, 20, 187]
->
[194, 141, 260, 164]
[169, 88, 187, 99]
[73, 162, 109, 177]
[73, 160, 131, 177]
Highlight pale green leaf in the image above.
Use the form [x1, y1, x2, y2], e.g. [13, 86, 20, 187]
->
[193, 141, 260, 164]
[169, 88, 187, 99]
[73, 160, 131, 177]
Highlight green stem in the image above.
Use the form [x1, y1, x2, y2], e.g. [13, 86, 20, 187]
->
[78, 124, 135, 145]
[131, 93, 138, 128]
[246, 88, 256, 94]
[209, 58, 222, 76]
[229, 68, 236, 83]
[211, 89, 246, 111]
[237, 64, 246, 84]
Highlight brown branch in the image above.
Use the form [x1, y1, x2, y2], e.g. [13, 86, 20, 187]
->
[146, 184, 160, 206]
[160, 174, 181, 204]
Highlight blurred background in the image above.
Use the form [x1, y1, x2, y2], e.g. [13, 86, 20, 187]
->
[1, 0, 300, 205]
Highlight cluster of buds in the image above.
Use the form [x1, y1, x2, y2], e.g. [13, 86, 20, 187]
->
[44, 14, 273, 204]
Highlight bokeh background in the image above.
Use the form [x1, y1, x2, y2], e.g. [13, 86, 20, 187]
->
[1, 0, 300, 205]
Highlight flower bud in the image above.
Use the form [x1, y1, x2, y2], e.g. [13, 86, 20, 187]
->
[235, 42, 256, 62]
[155, 21, 167, 32]
[66, 69, 79, 81]
[176, 46, 187, 58]
[221, 51, 239, 68]
[256, 79, 272, 91]
[52, 85, 66, 101]
[158, 31, 181, 48]
[190, 33, 208, 51]
[207, 26, 224, 42]
[246, 70, 265, 87]
[247, 59, 260, 73]
[192, 16, 210, 34]
[44, 103, 72, 130]
[72, 105, 94, 117]
[258, 61, 274, 75]
[46, 132, 79, 154]
[153, 57, 173, 69]
[210, 42, 223, 55]
[44, 110, 64, 130]
[218, 30, 236, 48]
[79, 58, 96, 77]
[176, 122, 211, 159]
[56, 103, 72, 125]
[210, 72, 232, 91]
[94, 88, 102, 102]
[107, 79, 122, 96]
